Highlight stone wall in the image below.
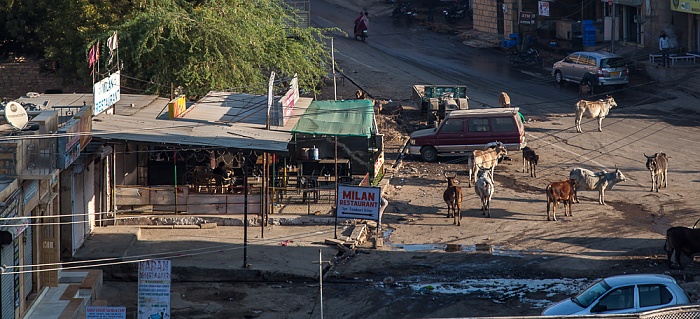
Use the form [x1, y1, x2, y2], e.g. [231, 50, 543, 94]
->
[472, 0, 518, 37]
[0, 61, 89, 100]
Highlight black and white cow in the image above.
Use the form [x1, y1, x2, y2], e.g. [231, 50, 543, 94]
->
[569, 167, 627, 205]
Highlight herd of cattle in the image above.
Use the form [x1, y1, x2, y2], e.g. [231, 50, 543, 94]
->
[438, 95, 691, 268]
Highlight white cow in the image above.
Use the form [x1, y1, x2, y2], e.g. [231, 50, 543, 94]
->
[474, 167, 495, 218]
[569, 167, 627, 205]
[574, 95, 617, 133]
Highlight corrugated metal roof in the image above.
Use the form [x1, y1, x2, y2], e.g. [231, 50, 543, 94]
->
[16, 92, 311, 153]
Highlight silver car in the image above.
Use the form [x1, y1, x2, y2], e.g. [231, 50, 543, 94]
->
[542, 274, 691, 316]
[552, 51, 629, 89]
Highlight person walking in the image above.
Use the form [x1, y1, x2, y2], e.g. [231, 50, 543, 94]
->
[659, 33, 670, 67]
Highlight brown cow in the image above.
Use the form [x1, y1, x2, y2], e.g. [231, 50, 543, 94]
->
[443, 172, 463, 226]
[545, 179, 575, 221]
[664, 226, 700, 269]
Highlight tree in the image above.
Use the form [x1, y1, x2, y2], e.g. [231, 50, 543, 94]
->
[110, 0, 334, 97]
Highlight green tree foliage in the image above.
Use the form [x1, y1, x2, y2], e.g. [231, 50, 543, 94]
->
[0, 0, 333, 97]
[115, 0, 333, 97]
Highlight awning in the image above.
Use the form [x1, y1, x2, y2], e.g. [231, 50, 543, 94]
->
[291, 100, 375, 137]
[0, 217, 29, 240]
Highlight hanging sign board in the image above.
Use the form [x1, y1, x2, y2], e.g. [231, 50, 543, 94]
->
[336, 185, 382, 221]
[538, 1, 550, 16]
[519, 12, 536, 25]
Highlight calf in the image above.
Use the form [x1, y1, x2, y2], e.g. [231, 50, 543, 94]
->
[522, 146, 539, 177]
[569, 167, 626, 205]
[545, 179, 575, 221]
[664, 226, 700, 269]
[498, 92, 511, 108]
[644, 152, 668, 192]
[467, 142, 507, 187]
[474, 168, 495, 218]
[442, 172, 463, 226]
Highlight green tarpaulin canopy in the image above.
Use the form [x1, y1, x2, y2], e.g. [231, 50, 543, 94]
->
[291, 99, 375, 137]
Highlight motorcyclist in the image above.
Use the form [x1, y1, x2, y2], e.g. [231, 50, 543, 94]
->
[353, 10, 364, 35]
[355, 11, 369, 36]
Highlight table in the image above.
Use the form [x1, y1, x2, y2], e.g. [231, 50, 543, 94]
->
[670, 54, 695, 65]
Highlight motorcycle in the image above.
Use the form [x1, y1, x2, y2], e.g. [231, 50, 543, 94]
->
[392, 2, 417, 23]
[354, 26, 368, 41]
[508, 47, 543, 66]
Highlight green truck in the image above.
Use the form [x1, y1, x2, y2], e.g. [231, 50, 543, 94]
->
[412, 84, 469, 126]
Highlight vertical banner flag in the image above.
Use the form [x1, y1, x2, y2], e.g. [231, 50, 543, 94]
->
[88, 45, 96, 72]
[107, 31, 118, 65]
[138, 259, 171, 319]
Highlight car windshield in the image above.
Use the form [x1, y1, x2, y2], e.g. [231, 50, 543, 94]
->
[572, 280, 612, 307]
[601, 57, 625, 68]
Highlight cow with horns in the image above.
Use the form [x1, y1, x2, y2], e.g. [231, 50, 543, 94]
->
[574, 95, 617, 133]
[467, 142, 508, 187]
[442, 172, 463, 225]
[474, 167, 495, 218]
[644, 152, 668, 192]
[569, 167, 627, 205]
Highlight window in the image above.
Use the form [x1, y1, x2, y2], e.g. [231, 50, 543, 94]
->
[492, 117, 515, 132]
[440, 119, 463, 133]
[468, 118, 490, 132]
[639, 284, 674, 307]
[596, 286, 634, 311]
[566, 54, 580, 63]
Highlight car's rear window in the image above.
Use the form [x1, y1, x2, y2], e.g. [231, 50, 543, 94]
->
[601, 57, 625, 68]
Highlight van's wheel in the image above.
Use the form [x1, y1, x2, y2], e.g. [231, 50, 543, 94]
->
[420, 146, 438, 162]
[554, 71, 564, 85]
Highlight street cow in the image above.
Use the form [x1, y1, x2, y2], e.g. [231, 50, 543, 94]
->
[443, 172, 463, 225]
[664, 226, 700, 269]
[498, 92, 511, 108]
[474, 167, 495, 218]
[569, 167, 627, 205]
[522, 146, 539, 177]
[574, 95, 617, 133]
[545, 179, 576, 221]
[467, 142, 507, 187]
[644, 152, 668, 192]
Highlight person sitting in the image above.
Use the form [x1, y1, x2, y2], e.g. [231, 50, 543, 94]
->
[579, 72, 596, 95]
[353, 10, 364, 34]
[213, 162, 227, 177]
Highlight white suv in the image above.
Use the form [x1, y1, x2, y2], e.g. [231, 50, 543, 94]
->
[552, 51, 629, 89]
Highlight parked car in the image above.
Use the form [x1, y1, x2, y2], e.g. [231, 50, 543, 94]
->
[552, 51, 629, 89]
[542, 274, 691, 316]
[407, 108, 526, 162]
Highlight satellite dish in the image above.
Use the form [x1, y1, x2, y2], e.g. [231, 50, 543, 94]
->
[4, 101, 28, 130]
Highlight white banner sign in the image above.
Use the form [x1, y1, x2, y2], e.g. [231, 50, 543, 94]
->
[86, 306, 126, 319]
[138, 259, 171, 319]
[538, 1, 550, 17]
[336, 185, 382, 221]
[93, 71, 121, 115]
